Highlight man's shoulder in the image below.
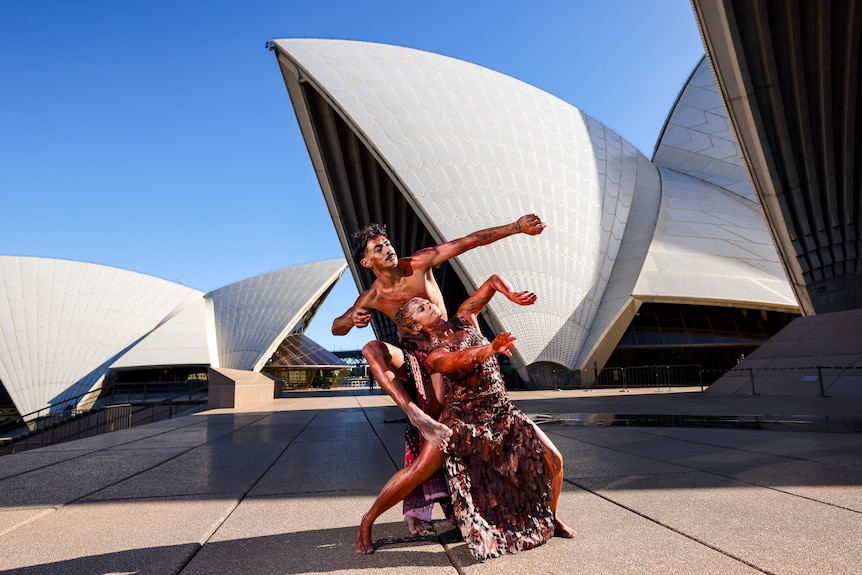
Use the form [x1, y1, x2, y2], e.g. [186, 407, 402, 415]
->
[400, 252, 437, 272]
[397, 255, 422, 273]
[397, 258, 437, 282]
[355, 284, 380, 304]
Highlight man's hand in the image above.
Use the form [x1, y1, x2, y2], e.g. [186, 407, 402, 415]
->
[516, 214, 546, 236]
[351, 307, 372, 329]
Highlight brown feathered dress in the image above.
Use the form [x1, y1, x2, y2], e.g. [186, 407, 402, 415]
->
[425, 316, 555, 560]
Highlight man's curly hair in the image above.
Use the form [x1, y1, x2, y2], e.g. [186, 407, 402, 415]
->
[351, 223, 388, 265]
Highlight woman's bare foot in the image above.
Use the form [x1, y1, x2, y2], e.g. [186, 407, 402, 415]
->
[554, 518, 577, 538]
[404, 515, 433, 535]
[356, 515, 374, 554]
[407, 404, 452, 449]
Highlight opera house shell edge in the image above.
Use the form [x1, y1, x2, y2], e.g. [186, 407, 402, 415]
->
[272, 38, 800, 387]
[0, 256, 347, 418]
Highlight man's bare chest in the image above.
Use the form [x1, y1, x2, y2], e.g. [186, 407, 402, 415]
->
[373, 279, 431, 308]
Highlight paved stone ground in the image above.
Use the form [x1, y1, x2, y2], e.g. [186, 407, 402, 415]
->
[1, 388, 861, 575]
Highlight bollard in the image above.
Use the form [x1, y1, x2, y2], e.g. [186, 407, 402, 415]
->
[817, 366, 827, 397]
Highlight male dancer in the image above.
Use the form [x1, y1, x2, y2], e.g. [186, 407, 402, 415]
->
[332, 214, 545, 444]
[332, 215, 546, 533]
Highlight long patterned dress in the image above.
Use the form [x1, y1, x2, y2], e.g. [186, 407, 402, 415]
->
[427, 316, 555, 560]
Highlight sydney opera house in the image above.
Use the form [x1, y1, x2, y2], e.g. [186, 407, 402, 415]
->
[4, 0, 861, 422]
[271, 0, 862, 395]
[0, 257, 348, 421]
[271, 38, 803, 389]
[271, 0, 862, 396]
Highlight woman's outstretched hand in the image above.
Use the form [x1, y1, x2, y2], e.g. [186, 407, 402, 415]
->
[490, 332, 517, 357]
[507, 290, 537, 306]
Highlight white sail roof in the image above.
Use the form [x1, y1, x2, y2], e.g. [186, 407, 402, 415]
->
[273, 39, 798, 377]
[0, 257, 347, 416]
[206, 259, 346, 372]
[0, 256, 203, 416]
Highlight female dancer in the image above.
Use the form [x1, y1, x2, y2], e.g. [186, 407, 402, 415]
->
[356, 273, 574, 559]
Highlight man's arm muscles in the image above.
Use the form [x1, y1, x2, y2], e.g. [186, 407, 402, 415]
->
[413, 214, 544, 268]
[332, 307, 356, 336]
[331, 291, 373, 336]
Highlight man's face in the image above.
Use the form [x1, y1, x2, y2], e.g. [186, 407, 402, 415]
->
[362, 235, 398, 270]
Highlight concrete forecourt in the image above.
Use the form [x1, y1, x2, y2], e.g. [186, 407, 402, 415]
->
[1, 388, 860, 575]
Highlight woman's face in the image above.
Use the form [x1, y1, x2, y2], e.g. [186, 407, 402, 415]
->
[405, 297, 442, 329]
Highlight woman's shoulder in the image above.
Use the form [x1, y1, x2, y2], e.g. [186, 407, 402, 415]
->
[401, 331, 435, 356]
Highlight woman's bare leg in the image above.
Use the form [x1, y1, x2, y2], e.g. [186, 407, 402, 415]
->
[530, 421, 576, 538]
[356, 443, 447, 553]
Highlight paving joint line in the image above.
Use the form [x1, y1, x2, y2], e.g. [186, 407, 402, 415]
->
[566, 477, 774, 575]
[355, 391, 466, 572]
[175, 408, 323, 574]
[0, 416, 206, 481]
[0, 411, 274, 541]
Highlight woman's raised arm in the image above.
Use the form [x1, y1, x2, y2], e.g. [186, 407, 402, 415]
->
[456, 274, 536, 328]
[427, 332, 517, 375]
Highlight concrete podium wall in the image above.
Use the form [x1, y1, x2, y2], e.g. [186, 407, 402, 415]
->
[708, 309, 862, 398]
[207, 367, 278, 409]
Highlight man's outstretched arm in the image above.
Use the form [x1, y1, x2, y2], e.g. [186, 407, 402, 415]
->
[411, 214, 545, 269]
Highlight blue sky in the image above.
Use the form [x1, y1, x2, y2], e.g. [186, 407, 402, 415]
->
[1, 1, 704, 352]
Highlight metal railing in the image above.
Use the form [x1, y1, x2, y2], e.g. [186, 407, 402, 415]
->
[98, 381, 205, 404]
[0, 381, 208, 456]
[21, 403, 133, 448]
[723, 365, 862, 397]
[594, 364, 705, 391]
